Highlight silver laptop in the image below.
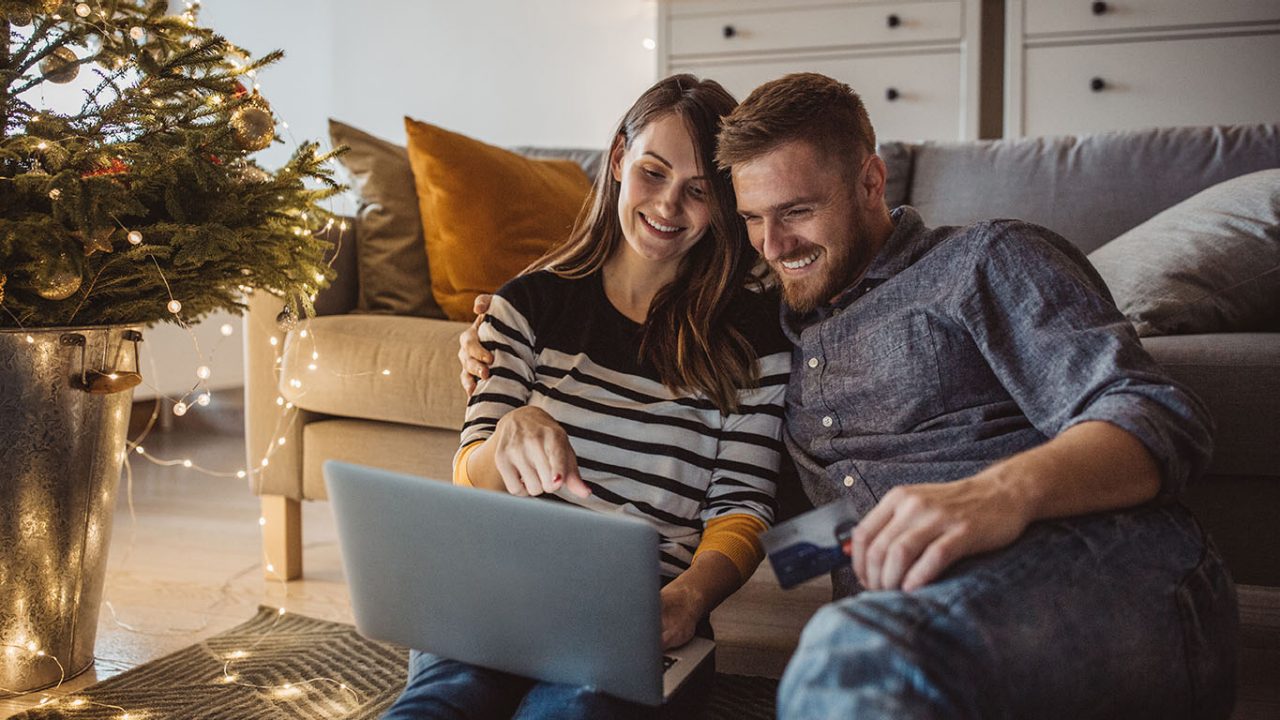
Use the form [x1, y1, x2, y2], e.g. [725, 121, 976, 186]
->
[323, 461, 714, 706]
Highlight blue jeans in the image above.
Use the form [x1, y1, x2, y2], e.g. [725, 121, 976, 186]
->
[381, 651, 650, 720]
[778, 502, 1238, 719]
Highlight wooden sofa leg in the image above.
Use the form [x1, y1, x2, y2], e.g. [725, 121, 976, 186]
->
[261, 495, 303, 581]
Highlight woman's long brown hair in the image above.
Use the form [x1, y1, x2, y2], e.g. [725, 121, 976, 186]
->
[528, 74, 758, 415]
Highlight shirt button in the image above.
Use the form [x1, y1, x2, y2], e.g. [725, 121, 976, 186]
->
[822, 416, 833, 427]
[807, 357, 819, 369]
[843, 475, 855, 487]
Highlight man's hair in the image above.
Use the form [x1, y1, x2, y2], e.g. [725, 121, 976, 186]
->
[716, 73, 876, 178]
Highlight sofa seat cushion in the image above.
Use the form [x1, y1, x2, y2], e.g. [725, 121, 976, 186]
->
[1142, 333, 1280, 477]
[279, 314, 470, 430]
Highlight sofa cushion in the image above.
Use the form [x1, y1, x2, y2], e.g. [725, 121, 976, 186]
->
[1141, 333, 1280, 477]
[404, 117, 592, 321]
[329, 119, 446, 319]
[903, 124, 1280, 254]
[278, 314, 470, 430]
[1090, 170, 1280, 337]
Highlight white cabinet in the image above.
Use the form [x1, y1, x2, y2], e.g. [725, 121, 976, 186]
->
[1005, 0, 1280, 137]
[659, 0, 985, 141]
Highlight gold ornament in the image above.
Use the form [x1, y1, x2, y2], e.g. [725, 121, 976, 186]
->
[40, 46, 80, 84]
[33, 252, 83, 301]
[0, 272, 6, 305]
[4, 7, 34, 26]
[38, 0, 62, 13]
[74, 228, 115, 256]
[230, 93, 275, 151]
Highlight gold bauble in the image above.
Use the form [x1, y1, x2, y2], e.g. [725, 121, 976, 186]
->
[38, 0, 62, 13]
[4, 7, 34, 26]
[33, 252, 83, 301]
[230, 97, 275, 152]
[40, 46, 80, 84]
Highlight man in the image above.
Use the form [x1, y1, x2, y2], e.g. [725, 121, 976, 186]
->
[460, 73, 1238, 718]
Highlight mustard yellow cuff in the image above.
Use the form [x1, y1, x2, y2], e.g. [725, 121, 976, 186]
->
[452, 441, 484, 487]
[693, 514, 769, 582]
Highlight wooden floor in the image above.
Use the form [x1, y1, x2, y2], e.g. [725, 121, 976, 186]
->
[2, 395, 1277, 717]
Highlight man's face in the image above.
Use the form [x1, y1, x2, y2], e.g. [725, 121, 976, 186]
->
[732, 140, 880, 314]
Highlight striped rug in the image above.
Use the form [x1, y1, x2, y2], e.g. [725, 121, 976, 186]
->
[11, 606, 777, 719]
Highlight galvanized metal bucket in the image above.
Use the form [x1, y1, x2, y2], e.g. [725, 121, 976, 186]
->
[0, 325, 142, 694]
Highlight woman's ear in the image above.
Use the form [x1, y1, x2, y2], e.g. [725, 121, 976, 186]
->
[609, 135, 626, 183]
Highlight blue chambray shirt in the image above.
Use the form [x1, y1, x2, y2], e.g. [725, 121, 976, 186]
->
[782, 207, 1214, 593]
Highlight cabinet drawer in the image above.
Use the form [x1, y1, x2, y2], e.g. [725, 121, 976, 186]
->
[669, 2, 963, 57]
[1024, 0, 1280, 37]
[1019, 33, 1280, 136]
[672, 51, 962, 140]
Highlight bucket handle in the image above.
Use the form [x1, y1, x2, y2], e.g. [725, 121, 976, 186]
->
[62, 330, 144, 394]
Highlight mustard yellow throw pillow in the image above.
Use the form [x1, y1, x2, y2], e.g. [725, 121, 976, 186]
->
[404, 118, 591, 321]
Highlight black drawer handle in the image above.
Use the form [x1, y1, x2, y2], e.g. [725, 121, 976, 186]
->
[1091, 1, 1108, 15]
[723, 24, 736, 39]
[1090, 77, 1107, 92]
[887, 13, 901, 28]
[886, 87, 900, 101]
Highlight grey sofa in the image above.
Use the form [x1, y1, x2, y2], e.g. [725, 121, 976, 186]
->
[243, 123, 1279, 598]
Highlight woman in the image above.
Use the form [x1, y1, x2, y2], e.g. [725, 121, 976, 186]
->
[384, 75, 790, 720]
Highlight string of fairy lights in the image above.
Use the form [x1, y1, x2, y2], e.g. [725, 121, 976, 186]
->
[2, 1, 386, 715]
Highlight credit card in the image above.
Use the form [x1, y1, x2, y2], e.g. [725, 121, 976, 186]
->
[760, 498, 858, 589]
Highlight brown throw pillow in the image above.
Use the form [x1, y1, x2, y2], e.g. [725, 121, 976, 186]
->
[404, 117, 591, 321]
[329, 119, 447, 319]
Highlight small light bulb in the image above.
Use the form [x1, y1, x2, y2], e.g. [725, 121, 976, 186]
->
[130, 26, 144, 40]
[311, 351, 319, 360]
[278, 607, 287, 616]
[75, 3, 91, 18]
[284, 402, 294, 410]
[25, 335, 34, 343]
[276, 437, 286, 446]
[261, 458, 269, 467]
[49, 188, 61, 200]
[275, 396, 284, 406]
[197, 393, 211, 406]
[265, 563, 274, 573]
[127, 230, 143, 245]
[313, 272, 324, 283]
[196, 365, 211, 380]
[37, 141, 48, 149]
[220, 323, 234, 336]
[307, 363, 316, 371]
[289, 379, 301, 388]
[167, 299, 182, 314]
[269, 337, 278, 347]
[299, 329, 308, 338]
[25, 642, 37, 652]
[135, 446, 145, 454]
[259, 516, 267, 526]
[173, 402, 188, 416]
[381, 369, 391, 376]
[182, 459, 193, 468]
[642, 37, 656, 50]
[237, 470, 247, 479]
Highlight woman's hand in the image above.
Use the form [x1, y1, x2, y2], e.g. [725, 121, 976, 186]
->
[458, 294, 495, 396]
[659, 583, 702, 650]
[487, 406, 591, 498]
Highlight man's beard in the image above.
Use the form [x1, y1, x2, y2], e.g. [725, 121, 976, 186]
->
[777, 211, 872, 314]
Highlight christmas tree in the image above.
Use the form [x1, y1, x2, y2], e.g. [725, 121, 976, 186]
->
[0, 0, 341, 329]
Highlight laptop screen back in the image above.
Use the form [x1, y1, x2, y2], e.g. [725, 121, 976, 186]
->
[324, 461, 665, 705]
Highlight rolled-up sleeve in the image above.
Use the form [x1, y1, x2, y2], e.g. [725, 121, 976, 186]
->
[957, 224, 1215, 498]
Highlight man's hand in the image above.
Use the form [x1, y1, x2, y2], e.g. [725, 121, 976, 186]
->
[851, 476, 1032, 592]
[659, 583, 702, 650]
[488, 406, 591, 499]
[458, 294, 494, 396]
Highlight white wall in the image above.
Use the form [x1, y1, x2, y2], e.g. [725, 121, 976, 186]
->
[329, 0, 660, 149]
[139, 0, 658, 399]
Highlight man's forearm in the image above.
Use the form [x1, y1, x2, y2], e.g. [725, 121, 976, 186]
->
[981, 420, 1162, 524]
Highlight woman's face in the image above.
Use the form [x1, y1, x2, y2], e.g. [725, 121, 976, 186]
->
[610, 113, 713, 270]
